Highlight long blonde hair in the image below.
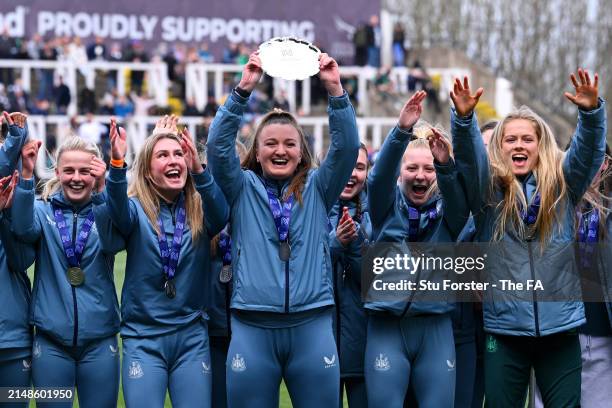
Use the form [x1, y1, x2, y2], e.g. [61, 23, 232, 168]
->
[241, 110, 314, 204]
[41, 136, 101, 201]
[128, 133, 204, 241]
[487, 106, 567, 242]
[401, 122, 453, 203]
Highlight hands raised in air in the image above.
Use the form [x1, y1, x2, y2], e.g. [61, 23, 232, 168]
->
[398, 91, 427, 131]
[180, 127, 204, 174]
[318, 53, 343, 97]
[565, 68, 599, 111]
[152, 114, 179, 137]
[89, 156, 107, 193]
[0, 171, 18, 211]
[20, 139, 42, 180]
[238, 53, 264, 93]
[449, 77, 483, 118]
[109, 118, 128, 162]
[428, 128, 451, 165]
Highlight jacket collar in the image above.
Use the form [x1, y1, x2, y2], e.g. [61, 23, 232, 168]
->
[400, 189, 440, 212]
[259, 174, 292, 197]
[50, 190, 92, 213]
[519, 172, 537, 201]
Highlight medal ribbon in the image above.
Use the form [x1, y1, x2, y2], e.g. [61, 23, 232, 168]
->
[156, 195, 187, 280]
[401, 196, 442, 242]
[264, 182, 294, 244]
[52, 204, 95, 268]
[218, 229, 232, 266]
[577, 207, 599, 269]
[520, 192, 541, 226]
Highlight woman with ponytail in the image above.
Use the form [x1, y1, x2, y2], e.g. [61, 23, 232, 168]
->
[12, 128, 121, 408]
[207, 51, 359, 407]
[363, 91, 469, 408]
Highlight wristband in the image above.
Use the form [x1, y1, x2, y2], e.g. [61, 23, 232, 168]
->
[234, 86, 252, 99]
[110, 158, 124, 168]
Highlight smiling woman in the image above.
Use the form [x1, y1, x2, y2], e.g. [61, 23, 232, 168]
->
[241, 110, 312, 203]
[207, 51, 359, 408]
[98, 116, 229, 408]
[449, 70, 607, 407]
[40, 137, 106, 203]
[11, 132, 122, 408]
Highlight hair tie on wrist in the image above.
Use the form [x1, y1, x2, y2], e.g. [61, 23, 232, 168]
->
[110, 158, 124, 168]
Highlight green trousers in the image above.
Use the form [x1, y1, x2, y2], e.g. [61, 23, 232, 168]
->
[484, 332, 581, 408]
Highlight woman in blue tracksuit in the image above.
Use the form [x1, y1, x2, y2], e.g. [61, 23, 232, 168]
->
[103, 118, 228, 408]
[0, 112, 34, 408]
[12, 133, 121, 408]
[0, 176, 35, 408]
[207, 52, 360, 407]
[328, 143, 371, 408]
[208, 141, 247, 408]
[448, 71, 606, 407]
[364, 91, 470, 408]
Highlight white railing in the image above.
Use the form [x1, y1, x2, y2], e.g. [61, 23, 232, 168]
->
[185, 63, 473, 115]
[0, 60, 168, 116]
[0, 59, 483, 116]
[26, 115, 399, 179]
[185, 63, 312, 115]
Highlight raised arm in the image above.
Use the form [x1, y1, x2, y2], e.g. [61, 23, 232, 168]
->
[88, 154, 126, 255]
[562, 69, 607, 202]
[449, 77, 490, 215]
[313, 54, 360, 211]
[429, 127, 470, 240]
[206, 53, 263, 205]
[368, 91, 426, 228]
[11, 141, 43, 242]
[107, 118, 138, 236]
[0, 112, 29, 177]
[181, 128, 229, 236]
[0, 174, 35, 271]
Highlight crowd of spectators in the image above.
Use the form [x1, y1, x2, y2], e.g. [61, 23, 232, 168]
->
[0, 29, 260, 118]
[0, 16, 440, 161]
[0, 14, 425, 119]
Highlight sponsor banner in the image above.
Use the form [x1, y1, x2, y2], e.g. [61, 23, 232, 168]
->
[0, 1, 380, 62]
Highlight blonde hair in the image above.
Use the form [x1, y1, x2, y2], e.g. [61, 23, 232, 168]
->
[41, 136, 101, 201]
[241, 109, 314, 204]
[401, 122, 453, 202]
[487, 106, 567, 242]
[128, 133, 204, 242]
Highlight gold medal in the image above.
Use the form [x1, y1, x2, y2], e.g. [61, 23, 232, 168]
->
[67, 267, 85, 286]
